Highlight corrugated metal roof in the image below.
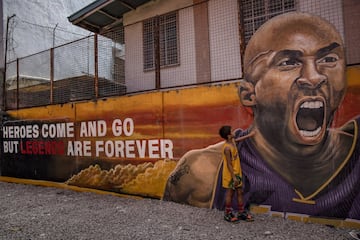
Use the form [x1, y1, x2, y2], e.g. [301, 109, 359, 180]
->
[68, 0, 151, 34]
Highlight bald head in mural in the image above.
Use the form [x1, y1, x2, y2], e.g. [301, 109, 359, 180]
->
[239, 12, 348, 196]
[164, 12, 360, 220]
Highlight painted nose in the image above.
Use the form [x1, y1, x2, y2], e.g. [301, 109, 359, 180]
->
[296, 61, 327, 89]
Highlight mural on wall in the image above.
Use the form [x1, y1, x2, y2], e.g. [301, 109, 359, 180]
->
[2, 117, 176, 198]
[1, 12, 360, 221]
[1, 85, 252, 199]
[164, 12, 360, 220]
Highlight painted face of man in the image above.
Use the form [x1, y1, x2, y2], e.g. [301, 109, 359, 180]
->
[242, 13, 346, 148]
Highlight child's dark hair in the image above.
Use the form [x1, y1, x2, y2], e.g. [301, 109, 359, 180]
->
[219, 125, 231, 139]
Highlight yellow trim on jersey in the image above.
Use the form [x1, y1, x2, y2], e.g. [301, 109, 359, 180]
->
[292, 120, 358, 204]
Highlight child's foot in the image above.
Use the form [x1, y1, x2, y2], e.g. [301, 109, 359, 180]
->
[238, 211, 254, 222]
[224, 213, 240, 223]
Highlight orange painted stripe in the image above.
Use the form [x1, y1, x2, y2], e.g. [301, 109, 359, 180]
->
[0, 176, 142, 199]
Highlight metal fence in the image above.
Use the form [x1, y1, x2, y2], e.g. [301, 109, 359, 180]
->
[2, 0, 353, 110]
[4, 28, 127, 110]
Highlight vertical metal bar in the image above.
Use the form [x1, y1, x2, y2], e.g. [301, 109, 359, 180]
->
[16, 58, 19, 109]
[94, 34, 99, 99]
[50, 48, 54, 104]
[237, 0, 246, 77]
[154, 16, 161, 89]
[193, 1, 211, 83]
[3, 14, 16, 110]
[2, 71, 5, 110]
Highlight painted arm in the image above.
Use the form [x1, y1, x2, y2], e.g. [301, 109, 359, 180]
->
[234, 130, 255, 142]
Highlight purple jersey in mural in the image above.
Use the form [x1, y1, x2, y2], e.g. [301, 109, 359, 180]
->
[213, 118, 360, 219]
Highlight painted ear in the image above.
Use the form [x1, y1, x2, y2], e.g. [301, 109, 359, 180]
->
[238, 80, 256, 106]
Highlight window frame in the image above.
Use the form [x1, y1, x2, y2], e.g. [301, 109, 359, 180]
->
[143, 11, 180, 71]
[240, 0, 296, 45]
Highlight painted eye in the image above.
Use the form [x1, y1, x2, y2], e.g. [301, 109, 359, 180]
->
[278, 59, 301, 67]
[319, 56, 338, 63]
[318, 53, 339, 64]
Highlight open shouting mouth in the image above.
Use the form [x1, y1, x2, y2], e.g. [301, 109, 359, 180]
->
[295, 98, 325, 140]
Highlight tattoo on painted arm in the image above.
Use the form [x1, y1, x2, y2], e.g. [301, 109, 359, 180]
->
[169, 161, 190, 185]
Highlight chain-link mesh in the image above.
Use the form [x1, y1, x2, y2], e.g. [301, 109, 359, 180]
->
[298, 0, 344, 41]
[53, 37, 95, 103]
[98, 27, 127, 98]
[240, 0, 296, 45]
[2, 0, 357, 110]
[18, 50, 51, 108]
[6, 50, 51, 109]
[4, 61, 17, 109]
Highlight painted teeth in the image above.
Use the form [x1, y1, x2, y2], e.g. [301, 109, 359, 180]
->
[300, 101, 323, 109]
[300, 127, 321, 137]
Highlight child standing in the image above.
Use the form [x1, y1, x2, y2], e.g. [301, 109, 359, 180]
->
[219, 125, 253, 223]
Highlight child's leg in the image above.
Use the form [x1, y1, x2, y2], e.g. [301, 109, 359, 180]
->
[224, 188, 234, 214]
[236, 188, 254, 221]
[224, 189, 239, 222]
[236, 188, 244, 212]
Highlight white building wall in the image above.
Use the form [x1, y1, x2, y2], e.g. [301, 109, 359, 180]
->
[125, 22, 155, 92]
[160, 6, 196, 88]
[208, 0, 242, 81]
[125, 3, 197, 92]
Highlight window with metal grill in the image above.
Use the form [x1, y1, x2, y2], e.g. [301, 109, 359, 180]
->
[143, 12, 179, 70]
[241, 0, 296, 45]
